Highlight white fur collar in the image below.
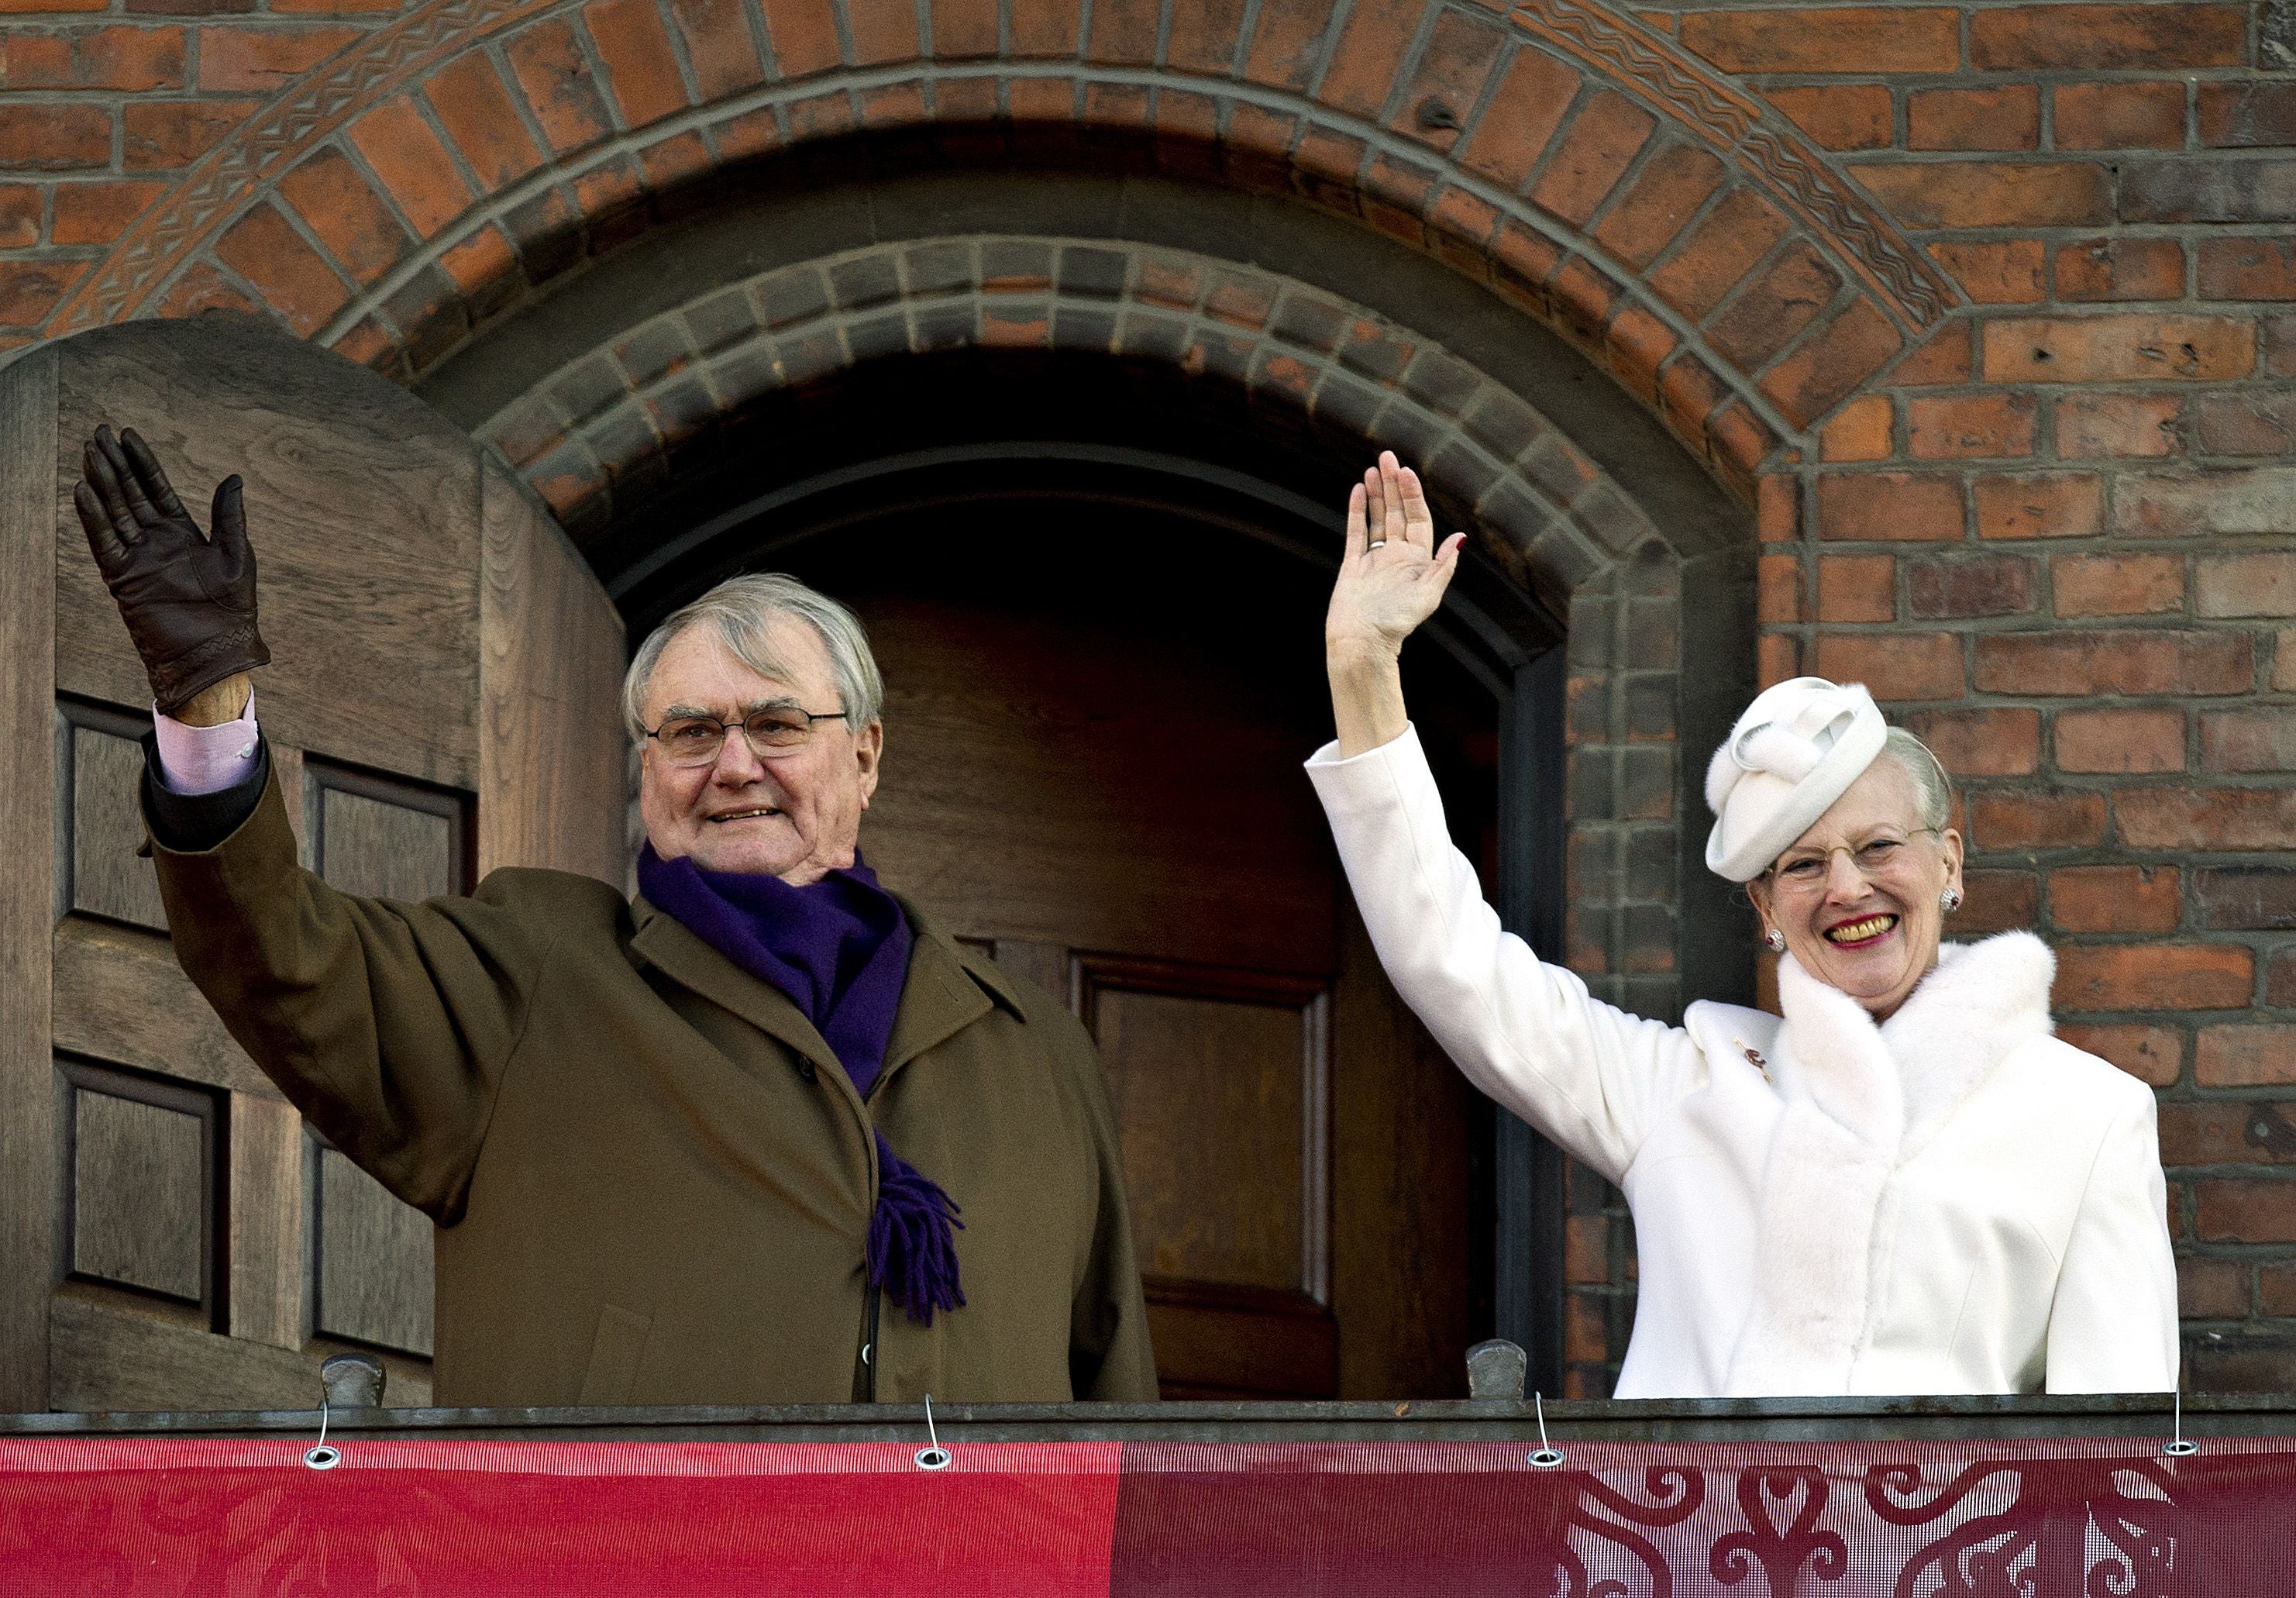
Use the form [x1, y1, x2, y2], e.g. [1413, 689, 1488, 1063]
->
[1724, 930, 2057, 1396]
[1770, 929, 2057, 1152]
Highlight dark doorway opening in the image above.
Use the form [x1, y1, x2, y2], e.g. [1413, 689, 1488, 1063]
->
[599, 351, 1569, 1397]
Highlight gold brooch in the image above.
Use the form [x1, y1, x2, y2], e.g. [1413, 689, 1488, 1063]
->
[1736, 1039, 1771, 1081]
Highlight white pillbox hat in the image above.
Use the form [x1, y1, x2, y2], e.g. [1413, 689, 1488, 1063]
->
[1703, 676, 1888, 883]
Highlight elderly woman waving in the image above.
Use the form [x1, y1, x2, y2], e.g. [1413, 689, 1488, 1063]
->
[1310, 454, 2177, 1399]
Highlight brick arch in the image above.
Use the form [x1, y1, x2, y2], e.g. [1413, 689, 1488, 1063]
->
[430, 201, 1747, 1397]
[428, 186, 1744, 1083]
[40, 0, 1958, 495]
[475, 232, 1657, 593]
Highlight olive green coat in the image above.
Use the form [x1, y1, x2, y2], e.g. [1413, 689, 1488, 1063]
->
[149, 759, 1157, 1407]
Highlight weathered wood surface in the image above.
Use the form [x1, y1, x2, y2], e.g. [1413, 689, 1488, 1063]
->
[51, 319, 483, 790]
[0, 345, 57, 1412]
[228, 1092, 306, 1351]
[17, 319, 626, 1413]
[68, 1082, 207, 1304]
[478, 460, 626, 887]
[316, 784, 457, 901]
[49, 1290, 433, 1414]
[315, 1147, 434, 1357]
[50, 917, 281, 1100]
[65, 715, 167, 931]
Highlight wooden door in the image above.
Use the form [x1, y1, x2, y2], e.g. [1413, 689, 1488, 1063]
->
[0, 319, 625, 1414]
[797, 511, 1492, 1399]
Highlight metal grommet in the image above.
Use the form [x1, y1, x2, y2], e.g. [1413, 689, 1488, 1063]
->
[1525, 1393, 1565, 1469]
[302, 1395, 340, 1470]
[2163, 1390, 2199, 1458]
[913, 1393, 952, 1472]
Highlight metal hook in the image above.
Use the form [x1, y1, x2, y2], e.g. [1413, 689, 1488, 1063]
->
[303, 1396, 341, 1471]
[1526, 1392, 1565, 1469]
[2163, 1389, 2198, 1458]
[914, 1392, 952, 1471]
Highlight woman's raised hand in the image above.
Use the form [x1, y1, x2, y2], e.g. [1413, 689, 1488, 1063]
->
[1322, 452, 1466, 757]
[1323, 451, 1467, 667]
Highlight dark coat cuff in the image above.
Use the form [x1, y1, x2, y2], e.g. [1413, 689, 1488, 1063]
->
[140, 729, 272, 854]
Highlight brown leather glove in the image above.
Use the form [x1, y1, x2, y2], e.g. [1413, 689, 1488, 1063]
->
[74, 425, 270, 715]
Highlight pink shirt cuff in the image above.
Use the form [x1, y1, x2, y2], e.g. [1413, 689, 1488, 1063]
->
[151, 690, 261, 797]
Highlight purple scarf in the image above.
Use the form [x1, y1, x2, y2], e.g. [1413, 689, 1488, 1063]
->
[637, 843, 964, 1324]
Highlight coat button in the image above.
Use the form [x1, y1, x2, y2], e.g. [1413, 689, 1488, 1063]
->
[798, 1059, 817, 1082]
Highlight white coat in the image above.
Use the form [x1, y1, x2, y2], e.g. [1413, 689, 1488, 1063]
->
[1307, 726, 2179, 1398]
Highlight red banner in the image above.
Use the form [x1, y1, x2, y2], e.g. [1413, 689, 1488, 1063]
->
[4, 1433, 2294, 1595]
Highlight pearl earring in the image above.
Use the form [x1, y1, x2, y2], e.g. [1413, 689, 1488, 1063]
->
[1764, 928, 1785, 952]
[1942, 887, 1963, 913]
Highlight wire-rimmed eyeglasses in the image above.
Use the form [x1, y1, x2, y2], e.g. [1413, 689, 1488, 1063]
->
[1763, 826, 1942, 892]
[644, 707, 849, 766]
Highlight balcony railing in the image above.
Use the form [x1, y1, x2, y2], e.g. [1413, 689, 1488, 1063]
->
[5, 1385, 2291, 1593]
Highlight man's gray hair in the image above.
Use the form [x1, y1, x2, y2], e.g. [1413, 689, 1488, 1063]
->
[1881, 726, 1953, 831]
[621, 573, 884, 740]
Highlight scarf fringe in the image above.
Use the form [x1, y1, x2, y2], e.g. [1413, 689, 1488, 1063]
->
[867, 1130, 966, 1324]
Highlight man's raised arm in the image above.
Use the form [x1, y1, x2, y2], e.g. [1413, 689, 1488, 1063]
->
[74, 427, 556, 1221]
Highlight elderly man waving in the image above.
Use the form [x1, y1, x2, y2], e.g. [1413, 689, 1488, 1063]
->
[75, 424, 1157, 1407]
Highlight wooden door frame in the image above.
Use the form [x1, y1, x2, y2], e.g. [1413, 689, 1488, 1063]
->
[1497, 646, 1569, 1393]
[608, 439, 1578, 1391]
[0, 346, 58, 1413]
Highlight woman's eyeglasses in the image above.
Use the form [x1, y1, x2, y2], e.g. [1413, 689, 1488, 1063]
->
[1766, 828, 1940, 890]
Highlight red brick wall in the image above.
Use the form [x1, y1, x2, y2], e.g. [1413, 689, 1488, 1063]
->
[4, 0, 2294, 1392]
[1651, 0, 2296, 1390]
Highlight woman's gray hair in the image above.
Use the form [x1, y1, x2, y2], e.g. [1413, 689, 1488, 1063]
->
[1881, 726, 1953, 831]
[621, 573, 883, 740]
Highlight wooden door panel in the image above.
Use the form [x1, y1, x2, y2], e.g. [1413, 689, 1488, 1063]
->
[1083, 957, 1337, 1397]
[1088, 955, 1331, 1294]
[1098, 983, 1313, 1290]
[2, 318, 625, 1413]
[1141, 1285, 1338, 1399]
[307, 763, 466, 902]
[60, 702, 169, 933]
[60, 1061, 216, 1313]
[312, 1144, 434, 1357]
[0, 350, 57, 1414]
